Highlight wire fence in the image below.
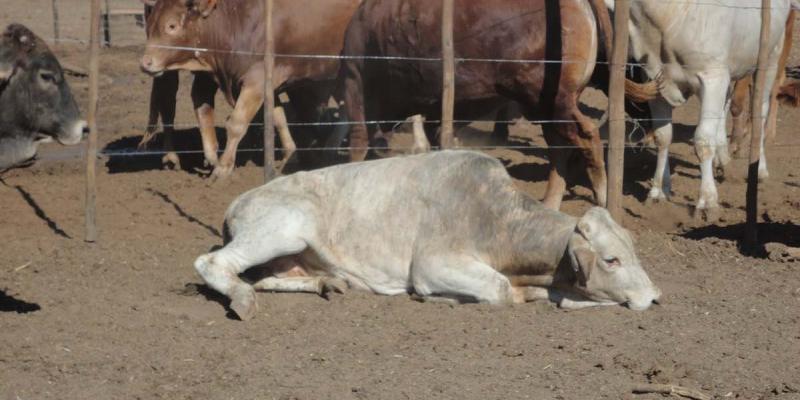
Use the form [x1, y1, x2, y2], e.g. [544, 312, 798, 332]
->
[13, 0, 798, 159]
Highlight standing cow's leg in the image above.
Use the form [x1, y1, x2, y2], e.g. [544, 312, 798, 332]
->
[273, 105, 297, 172]
[212, 78, 264, 180]
[140, 71, 180, 169]
[541, 130, 572, 210]
[729, 76, 752, 158]
[410, 114, 431, 154]
[342, 68, 369, 162]
[571, 107, 607, 208]
[714, 95, 734, 179]
[756, 51, 782, 182]
[693, 69, 731, 221]
[646, 98, 674, 202]
[191, 72, 219, 168]
[411, 254, 516, 304]
[766, 11, 794, 144]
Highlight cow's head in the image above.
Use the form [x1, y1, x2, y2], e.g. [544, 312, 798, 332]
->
[0, 24, 86, 169]
[140, 0, 218, 75]
[564, 207, 661, 310]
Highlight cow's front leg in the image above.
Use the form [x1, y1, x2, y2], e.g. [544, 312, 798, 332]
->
[212, 82, 264, 180]
[192, 72, 219, 169]
[411, 254, 515, 305]
[693, 70, 731, 222]
[646, 98, 673, 202]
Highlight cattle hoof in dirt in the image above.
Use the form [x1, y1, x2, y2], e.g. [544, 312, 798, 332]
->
[229, 285, 258, 321]
[758, 168, 770, 182]
[693, 206, 721, 223]
[320, 278, 347, 299]
[162, 152, 180, 170]
[645, 191, 669, 204]
[209, 165, 234, 183]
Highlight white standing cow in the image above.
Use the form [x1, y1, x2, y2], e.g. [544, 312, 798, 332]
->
[607, 0, 796, 220]
[194, 151, 661, 320]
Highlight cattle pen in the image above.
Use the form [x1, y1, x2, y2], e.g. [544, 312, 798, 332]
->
[1, 1, 800, 399]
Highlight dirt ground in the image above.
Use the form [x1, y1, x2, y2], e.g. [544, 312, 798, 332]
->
[2, 3, 800, 400]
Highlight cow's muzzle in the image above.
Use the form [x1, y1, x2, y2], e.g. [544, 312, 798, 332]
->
[140, 54, 165, 76]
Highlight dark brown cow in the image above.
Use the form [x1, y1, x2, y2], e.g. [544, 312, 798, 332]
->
[141, 0, 361, 179]
[338, 0, 656, 210]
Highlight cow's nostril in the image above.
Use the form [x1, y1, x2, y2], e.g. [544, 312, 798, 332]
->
[652, 299, 660, 305]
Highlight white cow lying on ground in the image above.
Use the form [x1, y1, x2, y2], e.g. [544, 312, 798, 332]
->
[610, 0, 795, 221]
[195, 151, 661, 320]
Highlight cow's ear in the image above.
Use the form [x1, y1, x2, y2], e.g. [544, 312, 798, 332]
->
[185, 0, 218, 17]
[572, 247, 596, 288]
[140, 0, 157, 6]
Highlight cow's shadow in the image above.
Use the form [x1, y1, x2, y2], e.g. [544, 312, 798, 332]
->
[681, 221, 800, 257]
[104, 126, 269, 175]
[0, 290, 41, 314]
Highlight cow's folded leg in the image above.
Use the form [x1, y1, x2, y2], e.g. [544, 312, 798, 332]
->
[213, 80, 264, 181]
[411, 255, 514, 305]
[193, 235, 307, 321]
[511, 286, 550, 304]
[646, 98, 673, 202]
[253, 276, 345, 298]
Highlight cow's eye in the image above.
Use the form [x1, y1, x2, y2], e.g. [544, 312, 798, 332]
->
[39, 72, 56, 83]
[604, 257, 620, 267]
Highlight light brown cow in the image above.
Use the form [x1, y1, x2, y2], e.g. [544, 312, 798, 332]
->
[141, 0, 361, 179]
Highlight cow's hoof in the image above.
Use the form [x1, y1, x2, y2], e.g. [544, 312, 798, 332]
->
[162, 152, 181, 170]
[758, 168, 769, 182]
[693, 206, 721, 223]
[320, 278, 348, 299]
[645, 192, 668, 205]
[229, 285, 257, 321]
[209, 165, 233, 183]
[715, 163, 732, 182]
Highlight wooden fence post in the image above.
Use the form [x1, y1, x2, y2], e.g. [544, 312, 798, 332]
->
[606, 0, 631, 222]
[263, 0, 276, 182]
[744, 0, 772, 253]
[51, 0, 60, 41]
[85, 0, 101, 242]
[440, 0, 455, 149]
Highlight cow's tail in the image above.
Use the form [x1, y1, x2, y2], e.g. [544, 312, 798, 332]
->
[588, 0, 659, 103]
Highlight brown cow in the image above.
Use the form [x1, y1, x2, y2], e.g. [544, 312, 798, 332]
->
[338, 0, 656, 210]
[141, 0, 361, 179]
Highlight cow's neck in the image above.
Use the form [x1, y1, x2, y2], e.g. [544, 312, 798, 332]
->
[488, 193, 576, 280]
